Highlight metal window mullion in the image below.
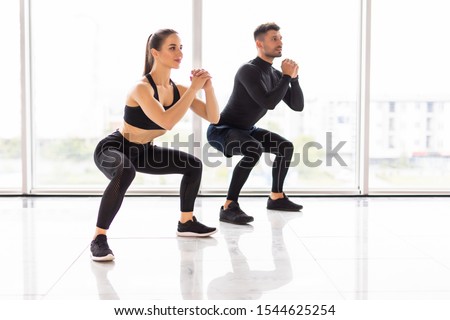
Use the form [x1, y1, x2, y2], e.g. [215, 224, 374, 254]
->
[355, 1, 371, 299]
[358, 0, 371, 195]
[20, 0, 32, 195]
[192, 0, 203, 193]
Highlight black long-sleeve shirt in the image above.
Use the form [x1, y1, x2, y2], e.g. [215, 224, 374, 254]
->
[218, 56, 304, 130]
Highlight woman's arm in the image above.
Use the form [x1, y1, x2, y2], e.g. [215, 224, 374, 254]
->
[179, 81, 220, 124]
[131, 73, 209, 130]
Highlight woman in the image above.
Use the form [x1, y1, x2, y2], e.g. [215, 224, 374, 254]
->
[91, 29, 220, 261]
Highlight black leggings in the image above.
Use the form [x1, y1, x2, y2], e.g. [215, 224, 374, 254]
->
[93, 131, 202, 230]
[207, 125, 294, 201]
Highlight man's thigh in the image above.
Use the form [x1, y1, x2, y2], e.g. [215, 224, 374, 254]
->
[224, 128, 260, 157]
[250, 127, 290, 154]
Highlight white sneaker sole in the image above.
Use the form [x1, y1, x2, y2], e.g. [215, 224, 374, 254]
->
[91, 253, 115, 262]
[176, 229, 217, 237]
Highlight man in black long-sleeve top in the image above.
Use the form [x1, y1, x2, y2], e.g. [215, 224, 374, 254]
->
[207, 22, 304, 224]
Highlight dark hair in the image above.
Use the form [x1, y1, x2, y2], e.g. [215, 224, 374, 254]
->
[143, 29, 178, 75]
[253, 22, 280, 41]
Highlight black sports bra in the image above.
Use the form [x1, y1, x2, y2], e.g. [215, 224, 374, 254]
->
[123, 73, 180, 130]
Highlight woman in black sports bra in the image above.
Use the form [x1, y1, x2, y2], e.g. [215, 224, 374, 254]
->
[90, 29, 220, 261]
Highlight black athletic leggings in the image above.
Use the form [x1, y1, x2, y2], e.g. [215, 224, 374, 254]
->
[93, 131, 202, 230]
[207, 125, 294, 201]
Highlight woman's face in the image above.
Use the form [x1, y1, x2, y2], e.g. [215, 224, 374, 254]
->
[153, 33, 183, 69]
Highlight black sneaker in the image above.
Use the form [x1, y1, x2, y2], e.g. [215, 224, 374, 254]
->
[267, 193, 303, 211]
[220, 201, 254, 225]
[177, 216, 217, 237]
[90, 234, 115, 261]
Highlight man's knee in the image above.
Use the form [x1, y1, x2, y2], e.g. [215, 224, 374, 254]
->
[279, 140, 294, 157]
[241, 140, 263, 162]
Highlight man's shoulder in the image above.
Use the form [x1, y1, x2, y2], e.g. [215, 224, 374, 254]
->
[237, 60, 261, 74]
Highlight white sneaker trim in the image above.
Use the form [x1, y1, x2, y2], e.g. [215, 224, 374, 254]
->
[176, 229, 217, 237]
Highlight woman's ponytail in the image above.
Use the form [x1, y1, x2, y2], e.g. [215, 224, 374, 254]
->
[143, 34, 153, 75]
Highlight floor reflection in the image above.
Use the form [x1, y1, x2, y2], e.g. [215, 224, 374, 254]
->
[206, 211, 300, 299]
[90, 261, 119, 300]
[178, 237, 218, 300]
[10, 196, 450, 300]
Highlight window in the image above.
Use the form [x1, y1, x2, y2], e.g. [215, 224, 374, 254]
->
[426, 118, 432, 131]
[426, 136, 432, 149]
[389, 118, 395, 131]
[0, 0, 21, 190]
[4, 0, 450, 195]
[388, 136, 394, 149]
[370, 0, 450, 190]
[389, 102, 396, 113]
[30, 0, 192, 191]
[202, 0, 359, 192]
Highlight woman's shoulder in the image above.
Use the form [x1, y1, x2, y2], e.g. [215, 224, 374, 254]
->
[132, 77, 154, 92]
[175, 82, 188, 94]
[126, 77, 154, 102]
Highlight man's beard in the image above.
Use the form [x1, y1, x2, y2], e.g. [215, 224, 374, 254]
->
[266, 52, 282, 58]
[265, 47, 282, 58]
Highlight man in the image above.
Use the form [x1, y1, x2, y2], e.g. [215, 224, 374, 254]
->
[207, 22, 304, 225]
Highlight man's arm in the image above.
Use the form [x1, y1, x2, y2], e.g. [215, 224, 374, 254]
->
[239, 64, 291, 110]
[282, 77, 304, 111]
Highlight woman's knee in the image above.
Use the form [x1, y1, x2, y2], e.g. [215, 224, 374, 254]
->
[120, 164, 137, 182]
[97, 150, 136, 182]
[185, 155, 203, 177]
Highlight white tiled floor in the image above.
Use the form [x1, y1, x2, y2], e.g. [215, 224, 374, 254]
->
[1, 196, 450, 300]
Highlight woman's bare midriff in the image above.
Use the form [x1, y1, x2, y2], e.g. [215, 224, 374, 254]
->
[120, 122, 166, 144]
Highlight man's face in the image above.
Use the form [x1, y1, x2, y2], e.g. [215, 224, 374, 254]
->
[260, 30, 283, 58]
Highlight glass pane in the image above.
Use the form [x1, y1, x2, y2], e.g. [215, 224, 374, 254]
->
[202, 0, 359, 192]
[370, 0, 450, 190]
[0, 0, 21, 191]
[30, 0, 192, 190]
